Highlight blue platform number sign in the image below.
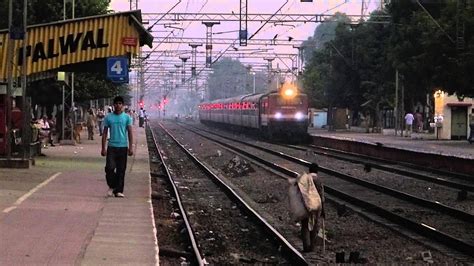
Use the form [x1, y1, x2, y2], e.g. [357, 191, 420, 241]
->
[107, 57, 129, 83]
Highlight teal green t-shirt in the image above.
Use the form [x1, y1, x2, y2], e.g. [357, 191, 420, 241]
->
[104, 112, 132, 147]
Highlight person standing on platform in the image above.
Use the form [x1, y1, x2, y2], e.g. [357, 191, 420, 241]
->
[404, 112, 414, 137]
[138, 107, 145, 127]
[415, 111, 423, 133]
[101, 96, 134, 198]
[86, 109, 96, 140]
[97, 108, 105, 136]
[468, 111, 474, 144]
[143, 110, 148, 126]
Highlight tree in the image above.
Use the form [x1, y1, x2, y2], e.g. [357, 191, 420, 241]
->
[388, 1, 474, 99]
[302, 12, 350, 63]
[207, 57, 249, 100]
[0, 0, 111, 28]
[354, 11, 394, 129]
[303, 1, 474, 130]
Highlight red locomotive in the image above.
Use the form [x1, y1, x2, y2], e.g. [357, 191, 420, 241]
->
[199, 83, 309, 139]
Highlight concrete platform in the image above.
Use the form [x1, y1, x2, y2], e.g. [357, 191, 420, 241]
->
[308, 128, 474, 176]
[309, 128, 474, 159]
[0, 125, 158, 265]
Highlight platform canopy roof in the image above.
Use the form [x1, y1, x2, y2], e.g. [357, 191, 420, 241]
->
[0, 10, 153, 81]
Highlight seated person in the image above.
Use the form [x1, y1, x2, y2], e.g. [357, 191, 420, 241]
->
[38, 115, 54, 147]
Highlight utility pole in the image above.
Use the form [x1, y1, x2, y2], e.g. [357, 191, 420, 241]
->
[20, 0, 28, 160]
[239, 0, 248, 46]
[129, 0, 139, 10]
[264, 57, 274, 87]
[360, 0, 368, 22]
[292, 45, 304, 76]
[62, 0, 76, 143]
[245, 65, 252, 93]
[189, 43, 202, 78]
[395, 69, 399, 136]
[174, 64, 181, 97]
[202, 22, 220, 67]
[179, 56, 190, 91]
[401, 74, 405, 137]
[5, 0, 14, 159]
[4, 0, 27, 160]
[189, 43, 202, 92]
[130, 0, 142, 110]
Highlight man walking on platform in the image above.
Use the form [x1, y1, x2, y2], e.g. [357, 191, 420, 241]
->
[404, 112, 414, 137]
[101, 96, 134, 198]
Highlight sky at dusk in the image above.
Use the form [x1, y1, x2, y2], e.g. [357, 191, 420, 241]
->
[109, 0, 380, 83]
[110, 0, 379, 40]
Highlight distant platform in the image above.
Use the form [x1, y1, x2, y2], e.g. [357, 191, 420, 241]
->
[309, 128, 474, 160]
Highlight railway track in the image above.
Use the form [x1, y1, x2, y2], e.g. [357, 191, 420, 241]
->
[174, 122, 474, 261]
[282, 144, 474, 190]
[183, 122, 474, 214]
[149, 122, 307, 265]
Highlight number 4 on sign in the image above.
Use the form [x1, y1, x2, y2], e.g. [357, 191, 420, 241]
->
[111, 60, 123, 75]
[107, 57, 128, 82]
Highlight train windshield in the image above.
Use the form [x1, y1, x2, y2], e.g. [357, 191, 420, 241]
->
[276, 96, 304, 106]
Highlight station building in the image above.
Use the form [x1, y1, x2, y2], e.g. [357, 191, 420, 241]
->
[433, 90, 473, 140]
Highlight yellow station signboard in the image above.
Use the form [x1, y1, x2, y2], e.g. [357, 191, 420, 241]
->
[0, 10, 153, 80]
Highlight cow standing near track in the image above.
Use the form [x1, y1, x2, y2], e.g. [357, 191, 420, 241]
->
[288, 163, 325, 252]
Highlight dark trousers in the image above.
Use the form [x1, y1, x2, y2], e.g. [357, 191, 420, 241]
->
[139, 117, 144, 127]
[98, 121, 104, 136]
[301, 217, 318, 252]
[87, 126, 94, 140]
[105, 147, 128, 193]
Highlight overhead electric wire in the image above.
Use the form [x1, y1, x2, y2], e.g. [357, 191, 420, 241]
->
[146, 0, 182, 32]
[322, 0, 347, 14]
[415, 0, 455, 44]
[248, 0, 289, 40]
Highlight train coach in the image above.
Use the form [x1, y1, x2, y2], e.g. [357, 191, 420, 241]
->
[199, 83, 309, 139]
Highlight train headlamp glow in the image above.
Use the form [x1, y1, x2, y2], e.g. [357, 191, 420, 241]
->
[275, 112, 282, 119]
[283, 88, 295, 97]
[280, 82, 297, 99]
[295, 112, 304, 120]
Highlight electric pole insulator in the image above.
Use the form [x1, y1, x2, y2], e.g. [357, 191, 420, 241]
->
[239, 0, 248, 46]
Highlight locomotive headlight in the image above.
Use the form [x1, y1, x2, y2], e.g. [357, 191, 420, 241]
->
[280, 82, 298, 99]
[275, 112, 283, 119]
[283, 88, 295, 97]
[295, 112, 304, 120]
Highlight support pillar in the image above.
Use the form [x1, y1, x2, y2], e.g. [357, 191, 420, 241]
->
[239, 0, 248, 46]
[264, 57, 275, 85]
[202, 22, 220, 67]
[179, 56, 190, 90]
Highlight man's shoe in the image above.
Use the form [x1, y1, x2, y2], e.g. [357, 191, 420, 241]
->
[115, 192, 125, 198]
[107, 188, 114, 197]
